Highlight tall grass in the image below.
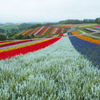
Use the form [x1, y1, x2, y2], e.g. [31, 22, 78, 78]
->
[0, 37, 100, 100]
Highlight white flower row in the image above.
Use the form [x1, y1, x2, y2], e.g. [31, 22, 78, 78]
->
[86, 28, 99, 32]
[0, 37, 100, 100]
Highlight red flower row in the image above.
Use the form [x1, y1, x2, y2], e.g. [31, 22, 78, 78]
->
[0, 37, 61, 60]
[0, 39, 31, 47]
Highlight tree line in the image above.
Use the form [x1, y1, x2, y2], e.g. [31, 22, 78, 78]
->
[0, 17, 100, 41]
[58, 17, 100, 24]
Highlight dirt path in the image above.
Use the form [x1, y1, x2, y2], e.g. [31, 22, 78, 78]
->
[79, 30, 100, 39]
[66, 25, 100, 39]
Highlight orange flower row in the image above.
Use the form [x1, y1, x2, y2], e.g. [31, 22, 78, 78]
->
[71, 31, 100, 45]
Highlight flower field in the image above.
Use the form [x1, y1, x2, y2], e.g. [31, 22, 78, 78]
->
[68, 31, 100, 67]
[0, 39, 32, 48]
[0, 36, 100, 99]
[22, 25, 71, 36]
[0, 34, 63, 60]
[1, 24, 100, 99]
[84, 26, 100, 32]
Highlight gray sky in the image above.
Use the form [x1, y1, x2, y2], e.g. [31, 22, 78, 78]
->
[0, 0, 100, 23]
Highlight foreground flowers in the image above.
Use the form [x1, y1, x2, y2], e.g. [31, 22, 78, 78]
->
[0, 37, 100, 99]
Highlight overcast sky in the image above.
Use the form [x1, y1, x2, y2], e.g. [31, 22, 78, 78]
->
[0, 0, 100, 23]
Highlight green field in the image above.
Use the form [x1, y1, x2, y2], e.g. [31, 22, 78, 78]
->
[80, 29, 91, 33]
[92, 33, 100, 37]
[1, 24, 20, 32]
[0, 32, 6, 34]
[75, 30, 100, 40]
[75, 30, 83, 34]
[75, 24, 98, 28]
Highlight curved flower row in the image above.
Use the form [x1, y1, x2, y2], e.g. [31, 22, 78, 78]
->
[84, 26, 100, 32]
[0, 33, 63, 48]
[0, 40, 14, 43]
[0, 39, 32, 47]
[93, 26, 100, 29]
[69, 31, 100, 45]
[0, 39, 26, 45]
[68, 31, 100, 67]
[0, 37, 61, 60]
[22, 28, 35, 36]
[51, 24, 71, 28]
[85, 28, 99, 32]
[90, 27, 100, 31]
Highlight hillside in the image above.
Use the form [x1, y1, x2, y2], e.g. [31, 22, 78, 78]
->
[21, 24, 71, 36]
[1, 24, 100, 99]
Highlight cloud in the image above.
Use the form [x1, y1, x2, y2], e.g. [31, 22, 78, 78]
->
[0, 0, 100, 23]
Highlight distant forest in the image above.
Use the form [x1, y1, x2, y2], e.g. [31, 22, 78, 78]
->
[58, 17, 100, 24]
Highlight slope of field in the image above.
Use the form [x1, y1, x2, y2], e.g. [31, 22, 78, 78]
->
[0, 39, 32, 47]
[21, 25, 71, 36]
[82, 26, 100, 33]
[68, 31, 100, 67]
[1, 24, 19, 32]
[0, 34, 63, 60]
[74, 24, 98, 28]
[0, 37, 100, 99]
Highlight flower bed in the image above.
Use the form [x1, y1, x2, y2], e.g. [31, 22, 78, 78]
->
[51, 24, 71, 28]
[0, 37, 61, 60]
[81, 26, 100, 33]
[71, 31, 100, 45]
[93, 26, 100, 29]
[22, 28, 34, 36]
[0, 39, 31, 47]
[29, 27, 43, 36]
[0, 37, 100, 99]
[68, 31, 100, 67]
[0, 40, 23, 45]
[22, 25, 70, 36]
[86, 28, 98, 32]
[36, 26, 48, 35]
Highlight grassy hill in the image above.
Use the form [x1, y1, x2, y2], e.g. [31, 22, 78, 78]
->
[0, 24, 20, 32]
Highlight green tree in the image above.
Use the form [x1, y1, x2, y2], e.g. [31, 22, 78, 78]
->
[23, 35, 31, 39]
[19, 23, 34, 30]
[0, 34, 7, 41]
[58, 19, 81, 24]
[8, 37, 14, 40]
[98, 18, 100, 24]
[32, 34, 34, 38]
[31, 23, 42, 28]
[0, 28, 5, 33]
[8, 31, 17, 37]
[15, 34, 24, 39]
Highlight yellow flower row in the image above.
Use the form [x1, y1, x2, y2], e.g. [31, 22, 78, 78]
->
[22, 29, 33, 36]
[0, 40, 24, 45]
[0, 38, 52, 53]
